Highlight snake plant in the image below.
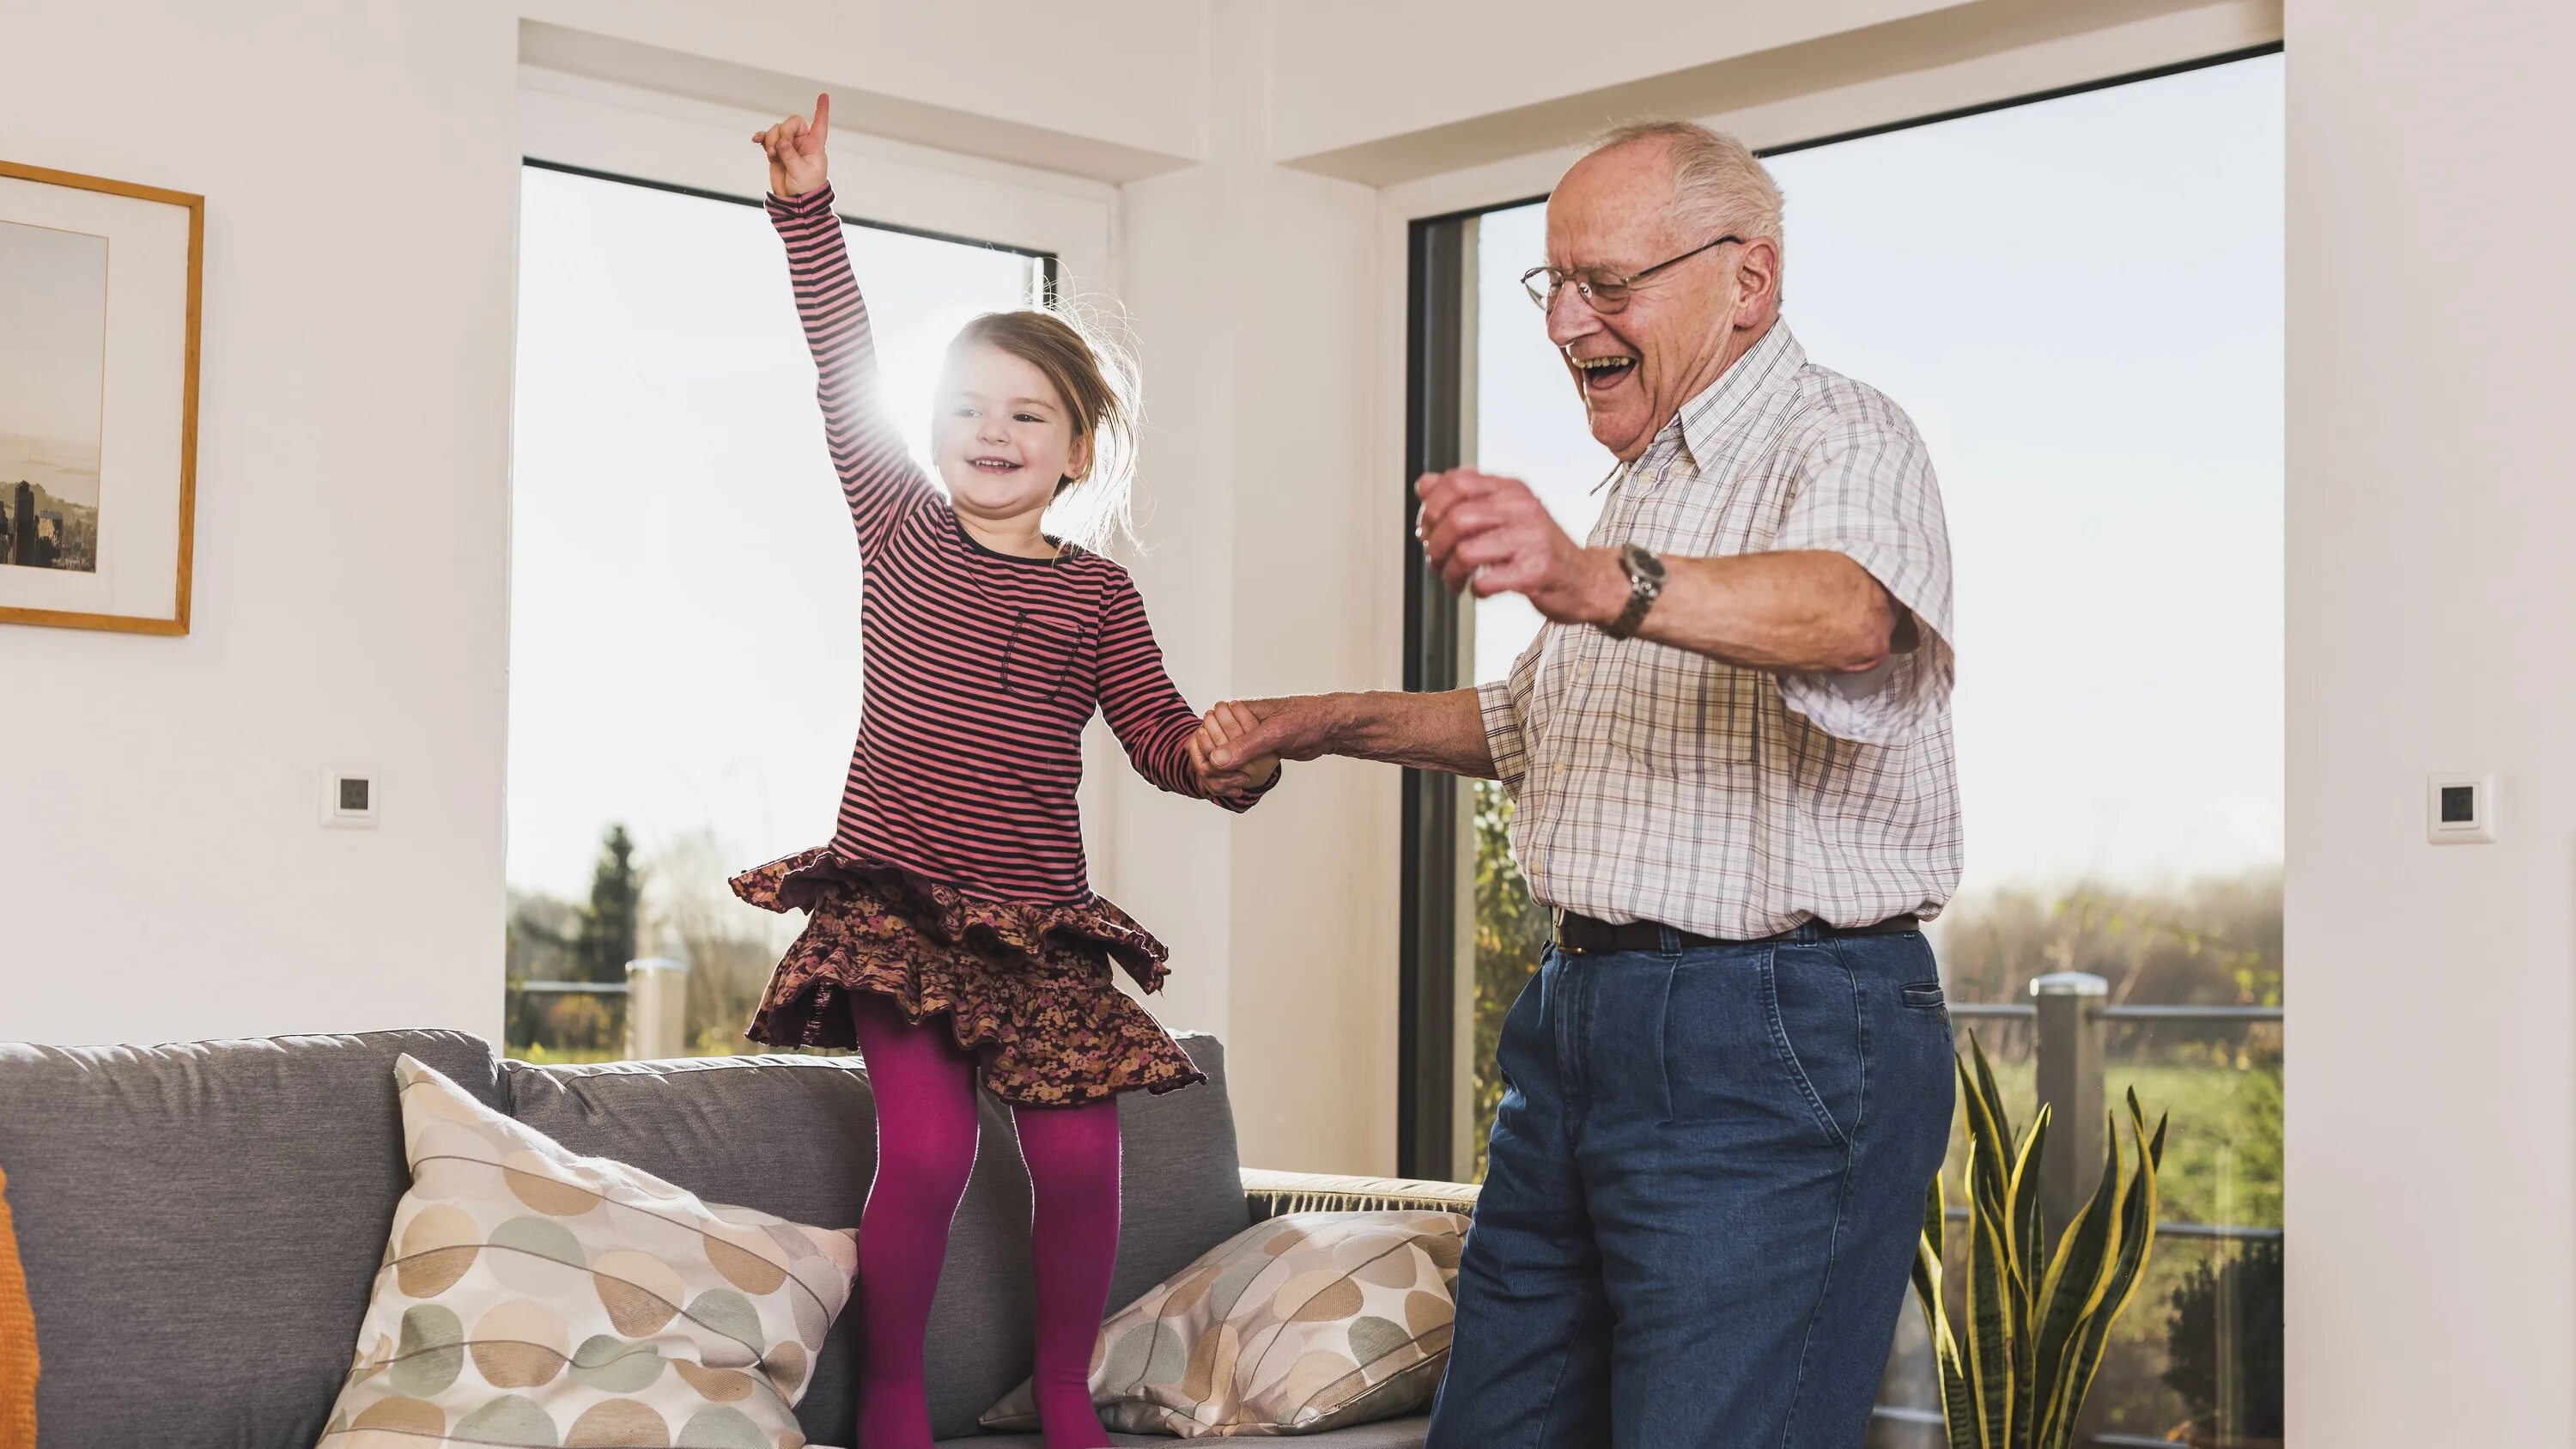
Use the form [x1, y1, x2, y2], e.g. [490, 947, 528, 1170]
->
[1911, 1032, 2168, 1449]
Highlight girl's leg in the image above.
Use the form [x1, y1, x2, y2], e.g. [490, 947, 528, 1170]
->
[852, 993, 983, 1449]
[1010, 1098, 1123, 1449]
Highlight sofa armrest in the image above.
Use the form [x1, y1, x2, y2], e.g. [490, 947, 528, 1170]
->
[1242, 1167, 1481, 1222]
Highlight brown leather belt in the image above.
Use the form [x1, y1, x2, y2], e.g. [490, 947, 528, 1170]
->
[1553, 909, 1921, 955]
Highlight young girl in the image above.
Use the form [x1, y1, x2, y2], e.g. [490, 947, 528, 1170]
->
[732, 97, 1279, 1449]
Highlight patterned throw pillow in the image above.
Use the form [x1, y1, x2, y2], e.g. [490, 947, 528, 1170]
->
[318, 1056, 857, 1449]
[981, 1210, 1466, 1438]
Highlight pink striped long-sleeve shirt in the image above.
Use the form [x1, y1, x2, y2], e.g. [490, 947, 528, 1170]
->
[767, 185, 1266, 904]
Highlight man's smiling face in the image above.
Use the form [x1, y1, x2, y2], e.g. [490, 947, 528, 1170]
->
[1543, 138, 1752, 463]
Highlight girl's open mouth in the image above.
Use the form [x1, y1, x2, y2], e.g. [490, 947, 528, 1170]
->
[969, 456, 1024, 473]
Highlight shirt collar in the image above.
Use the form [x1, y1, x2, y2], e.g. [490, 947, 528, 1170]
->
[1641, 320, 1805, 476]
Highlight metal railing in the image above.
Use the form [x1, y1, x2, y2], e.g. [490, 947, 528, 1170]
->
[1873, 971, 2283, 1446]
[506, 956, 691, 1058]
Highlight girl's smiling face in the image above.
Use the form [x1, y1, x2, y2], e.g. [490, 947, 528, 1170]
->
[934, 342, 1090, 524]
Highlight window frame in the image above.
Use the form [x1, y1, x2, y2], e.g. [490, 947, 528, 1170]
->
[517, 67, 1116, 305]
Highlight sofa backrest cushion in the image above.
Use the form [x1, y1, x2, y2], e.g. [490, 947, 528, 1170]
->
[0, 1030, 503, 1449]
[509, 1032, 1253, 1441]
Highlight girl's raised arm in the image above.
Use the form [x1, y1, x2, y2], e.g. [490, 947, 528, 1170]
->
[756, 95, 934, 556]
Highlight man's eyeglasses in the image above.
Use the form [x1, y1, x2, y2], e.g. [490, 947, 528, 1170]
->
[1522, 234, 1743, 315]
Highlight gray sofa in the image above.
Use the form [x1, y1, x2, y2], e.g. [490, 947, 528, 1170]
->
[0, 1028, 1476, 1447]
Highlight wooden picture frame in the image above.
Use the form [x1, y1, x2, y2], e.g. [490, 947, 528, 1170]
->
[0, 160, 202, 635]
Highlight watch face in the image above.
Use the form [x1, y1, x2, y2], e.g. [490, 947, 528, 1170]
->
[1623, 543, 1666, 582]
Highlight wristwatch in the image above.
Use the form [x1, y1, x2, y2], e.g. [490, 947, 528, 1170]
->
[1601, 543, 1666, 640]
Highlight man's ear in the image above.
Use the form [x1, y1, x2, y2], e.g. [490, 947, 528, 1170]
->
[1739, 237, 1783, 320]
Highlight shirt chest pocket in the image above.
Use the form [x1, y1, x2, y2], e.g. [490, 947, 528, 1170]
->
[997, 611, 1091, 706]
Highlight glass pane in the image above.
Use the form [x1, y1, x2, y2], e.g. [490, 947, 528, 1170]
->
[507, 165, 1042, 1062]
[1455, 52, 2283, 1440]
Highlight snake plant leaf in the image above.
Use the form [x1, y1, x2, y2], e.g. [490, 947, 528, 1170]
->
[2039, 1105, 2163, 1449]
[1969, 1030, 2017, 1154]
[1914, 1172, 1947, 1346]
[2029, 1107, 2128, 1424]
[1963, 1152, 2016, 1449]
[1912, 1231, 1945, 1347]
[2009, 1106, 2052, 1292]
[2008, 1108, 2050, 1449]
[1933, 1316, 1984, 1449]
[1956, 1046, 2008, 1190]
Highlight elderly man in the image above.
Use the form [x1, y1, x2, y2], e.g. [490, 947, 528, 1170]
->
[1206, 122, 1960, 1446]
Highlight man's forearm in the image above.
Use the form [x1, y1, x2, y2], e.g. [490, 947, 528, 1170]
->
[1329, 688, 1498, 778]
[1564, 546, 1900, 674]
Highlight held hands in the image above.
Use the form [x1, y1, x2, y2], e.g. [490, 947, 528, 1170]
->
[1188, 701, 1281, 797]
[1414, 469, 1626, 627]
[1198, 696, 1346, 793]
[752, 93, 831, 198]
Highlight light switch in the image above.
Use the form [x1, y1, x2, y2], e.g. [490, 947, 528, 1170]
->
[322, 765, 380, 830]
[2427, 772, 2494, 844]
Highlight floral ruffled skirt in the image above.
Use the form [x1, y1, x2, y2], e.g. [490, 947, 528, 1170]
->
[729, 847, 1206, 1106]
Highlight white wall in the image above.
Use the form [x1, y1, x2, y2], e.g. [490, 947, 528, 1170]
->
[0, 1, 524, 1044]
[1268, 0, 1974, 159]
[2283, 1, 2576, 1441]
[1109, 2, 1394, 1172]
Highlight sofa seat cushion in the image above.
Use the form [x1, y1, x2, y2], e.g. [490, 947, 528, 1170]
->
[0, 1029, 503, 1449]
[946, 1413, 1431, 1447]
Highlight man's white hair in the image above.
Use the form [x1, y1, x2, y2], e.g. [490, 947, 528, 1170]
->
[1586, 120, 1784, 256]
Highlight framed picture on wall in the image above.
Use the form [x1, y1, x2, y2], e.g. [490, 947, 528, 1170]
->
[0, 160, 202, 635]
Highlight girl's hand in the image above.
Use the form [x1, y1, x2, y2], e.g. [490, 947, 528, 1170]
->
[1189, 701, 1279, 795]
[752, 93, 831, 198]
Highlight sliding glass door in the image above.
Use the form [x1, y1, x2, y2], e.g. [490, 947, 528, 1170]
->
[1400, 49, 2284, 1446]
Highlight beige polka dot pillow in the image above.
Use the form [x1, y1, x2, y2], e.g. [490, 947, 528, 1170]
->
[982, 1210, 1466, 1438]
[318, 1055, 857, 1449]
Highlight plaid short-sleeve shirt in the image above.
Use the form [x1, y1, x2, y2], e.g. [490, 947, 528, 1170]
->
[1478, 321, 1962, 939]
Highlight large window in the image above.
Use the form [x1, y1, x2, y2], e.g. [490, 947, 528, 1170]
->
[507, 161, 1048, 1062]
[1403, 50, 2283, 1446]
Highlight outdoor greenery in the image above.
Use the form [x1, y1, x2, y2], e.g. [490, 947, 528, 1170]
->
[506, 825, 811, 1061]
[503, 825, 645, 1055]
[2163, 1239, 2284, 1441]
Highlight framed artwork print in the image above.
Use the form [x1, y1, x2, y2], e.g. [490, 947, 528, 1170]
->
[0, 159, 202, 635]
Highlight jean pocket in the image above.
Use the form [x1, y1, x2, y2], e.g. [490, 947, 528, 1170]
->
[1663, 947, 1859, 1148]
[1900, 983, 1947, 1010]
[1762, 948, 1862, 1148]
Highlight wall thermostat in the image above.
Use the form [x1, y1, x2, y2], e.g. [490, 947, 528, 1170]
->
[322, 766, 380, 830]
[2427, 772, 2494, 844]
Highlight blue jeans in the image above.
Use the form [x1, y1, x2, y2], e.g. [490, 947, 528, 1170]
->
[1425, 923, 1956, 1449]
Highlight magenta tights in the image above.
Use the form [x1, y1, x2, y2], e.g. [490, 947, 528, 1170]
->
[850, 993, 1119, 1449]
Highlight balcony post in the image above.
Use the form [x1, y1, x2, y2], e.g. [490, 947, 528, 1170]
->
[2032, 971, 2109, 1234]
[625, 956, 690, 1061]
